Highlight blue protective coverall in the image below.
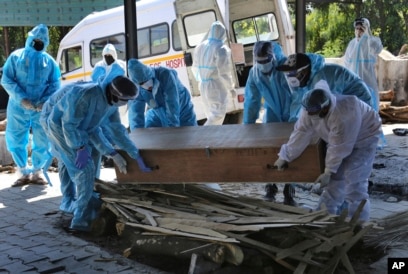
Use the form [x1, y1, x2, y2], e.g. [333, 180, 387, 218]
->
[127, 59, 197, 130]
[1, 24, 61, 176]
[278, 85, 382, 221]
[286, 53, 373, 122]
[244, 42, 292, 124]
[192, 21, 234, 125]
[41, 65, 141, 231]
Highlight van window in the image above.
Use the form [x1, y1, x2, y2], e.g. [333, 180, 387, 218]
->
[233, 13, 279, 45]
[172, 20, 182, 51]
[90, 34, 126, 67]
[183, 11, 216, 47]
[137, 23, 170, 58]
[60, 46, 82, 74]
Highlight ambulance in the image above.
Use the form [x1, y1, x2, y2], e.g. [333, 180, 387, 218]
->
[56, 0, 295, 125]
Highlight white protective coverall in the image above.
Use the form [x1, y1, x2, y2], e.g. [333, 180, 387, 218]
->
[344, 18, 383, 110]
[277, 80, 382, 221]
[192, 21, 234, 125]
[91, 43, 126, 82]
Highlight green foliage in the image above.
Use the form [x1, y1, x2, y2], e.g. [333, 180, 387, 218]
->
[306, 1, 408, 57]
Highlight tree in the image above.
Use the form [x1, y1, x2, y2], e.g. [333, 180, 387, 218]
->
[305, 0, 408, 57]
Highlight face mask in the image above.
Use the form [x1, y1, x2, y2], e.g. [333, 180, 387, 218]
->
[104, 55, 115, 66]
[32, 40, 44, 51]
[112, 99, 128, 107]
[285, 64, 310, 88]
[287, 76, 300, 88]
[141, 79, 154, 91]
[308, 115, 320, 121]
[258, 62, 273, 74]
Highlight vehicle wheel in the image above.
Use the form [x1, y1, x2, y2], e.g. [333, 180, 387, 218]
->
[223, 112, 243, 124]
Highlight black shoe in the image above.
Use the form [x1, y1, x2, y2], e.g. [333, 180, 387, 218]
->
[283, 184, 298, 206]
[264, 184, 278, 201]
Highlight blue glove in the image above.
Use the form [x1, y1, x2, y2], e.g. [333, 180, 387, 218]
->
[136, 156, 152, 172]
[75, 147, 90, 169]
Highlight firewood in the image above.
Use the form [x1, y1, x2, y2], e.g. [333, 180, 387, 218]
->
[125, 234, 241, 265]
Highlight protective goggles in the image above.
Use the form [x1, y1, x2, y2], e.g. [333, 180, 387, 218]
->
[303, 99, 330, 114]
[285, 64, 310, 78]
[256, 54, 273, 64]
[355, 26, 365, 32]
[110, 81, 137, 101]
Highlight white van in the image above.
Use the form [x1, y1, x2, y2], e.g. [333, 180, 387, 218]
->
[56, 0, 295, 125]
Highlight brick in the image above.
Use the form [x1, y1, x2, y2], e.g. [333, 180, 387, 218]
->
[0, 261, 36, 273]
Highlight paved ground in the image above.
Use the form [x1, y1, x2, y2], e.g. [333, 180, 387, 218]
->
[0, 123, 407, 273]
[0, 170, 170, 274]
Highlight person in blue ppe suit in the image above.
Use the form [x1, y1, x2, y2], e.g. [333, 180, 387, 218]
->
[41, 65, 151, 232]
[127, 59, 197, 130]
[276, 52, 373, 121]
[344, 17, 383, 111]
[1, 24, 61, 187]
[91, 43, 127, 171]
[244, 41, 290, 124]
[244, 41, 296, 206]
[274, 80, 382, 222]
[192, 21, 234, 125]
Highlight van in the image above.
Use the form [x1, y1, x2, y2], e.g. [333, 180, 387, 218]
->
[56, 0, 295, 126]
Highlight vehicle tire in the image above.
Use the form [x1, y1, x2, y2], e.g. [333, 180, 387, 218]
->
[223, 111, 243, 124]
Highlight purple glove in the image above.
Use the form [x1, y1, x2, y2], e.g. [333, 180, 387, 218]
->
[136, 156, 152, 172]
[75, 147, 90, 169]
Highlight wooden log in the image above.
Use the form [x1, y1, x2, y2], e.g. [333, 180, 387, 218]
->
[380, 105, 408, 123]
[379, 90, 394, 101]
[116, 123, 324, 184]
[124, 233, 243, 265]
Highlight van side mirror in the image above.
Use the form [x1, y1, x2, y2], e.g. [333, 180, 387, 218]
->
[184, 52, 193, 67]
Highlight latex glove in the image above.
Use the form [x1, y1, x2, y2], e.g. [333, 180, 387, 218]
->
[111, 152, 127, 174]
[274, 158, 288, 171]
[315, 168, 331, 188]
[136, 155, 152, 172]
[21, 99, 36, 110]
[75, 147, 90, 169]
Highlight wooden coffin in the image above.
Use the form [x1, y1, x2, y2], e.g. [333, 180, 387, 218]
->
[115, 123, 325, 184]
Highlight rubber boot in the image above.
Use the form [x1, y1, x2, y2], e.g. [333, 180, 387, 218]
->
[283, 184, 298, 206]
[264, 183, 278, 201]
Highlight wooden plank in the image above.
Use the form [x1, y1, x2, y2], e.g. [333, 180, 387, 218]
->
[116, 123, 324, 183]
[125, 222, 239, 243]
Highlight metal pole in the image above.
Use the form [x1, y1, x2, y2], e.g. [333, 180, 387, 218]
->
[124, 0, 138, 61]
[295, 0, 306, 53]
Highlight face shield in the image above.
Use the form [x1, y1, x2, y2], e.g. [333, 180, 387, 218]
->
[255, 54, 274, 74]
[302, 88, 331, 118]
[107, 76, 138, 107]
[353, 17, 371, 38]
[283, 64, 310, 88]
[140, 79, 154, 91]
